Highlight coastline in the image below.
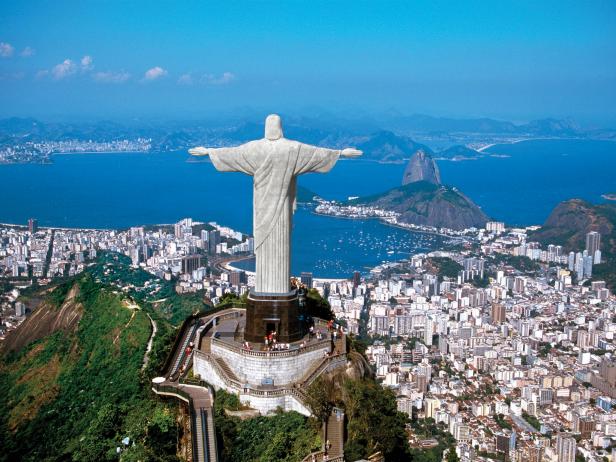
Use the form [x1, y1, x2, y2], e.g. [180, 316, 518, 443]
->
[52, 150, 150, 156]
[310, 210, 469, 240]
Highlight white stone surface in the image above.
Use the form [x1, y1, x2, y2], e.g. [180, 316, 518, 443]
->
[189, 114, 362, 294]
[239, 392, 311, 416]
[193, 350, 312, 416]
[211, 341, 330, 387]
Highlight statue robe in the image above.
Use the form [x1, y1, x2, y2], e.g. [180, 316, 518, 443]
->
[208, 138, 341, 294]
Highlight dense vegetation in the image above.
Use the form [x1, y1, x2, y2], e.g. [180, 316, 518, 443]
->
[407, 418, 457, 462]
[305, 374, 411, 462]
[522, 412, 541, 431]
[530, 199, 616, 290]
[90, 251, 210, 325]
[426, 257, 462, 281]
[489, 254, 541, 274]
[304, 288, 335, 321]
[0, 274, 180, 461]
[343, 378, 411, 461]
[213, 390, 320, 462]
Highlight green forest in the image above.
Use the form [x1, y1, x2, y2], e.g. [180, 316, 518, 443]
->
[0, 274, 180, 461]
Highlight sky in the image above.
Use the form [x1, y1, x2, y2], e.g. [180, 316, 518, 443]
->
[1, 0, 615, 125]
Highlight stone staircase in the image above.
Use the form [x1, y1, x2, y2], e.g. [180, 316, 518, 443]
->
[326, 408, 345, 458]
[213, 356, 241, 383]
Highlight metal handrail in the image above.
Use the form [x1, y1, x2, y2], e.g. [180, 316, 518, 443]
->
[210, 336, 331, 358]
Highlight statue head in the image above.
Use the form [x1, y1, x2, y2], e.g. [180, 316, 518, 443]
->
[265, 114, 283, 141]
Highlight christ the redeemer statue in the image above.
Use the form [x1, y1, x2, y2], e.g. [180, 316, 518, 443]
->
[189, 114, 362, 295]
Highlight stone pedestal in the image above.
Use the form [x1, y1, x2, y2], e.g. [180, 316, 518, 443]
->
[245, 290, 303, 343]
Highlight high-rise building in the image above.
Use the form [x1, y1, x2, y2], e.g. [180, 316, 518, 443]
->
[491, 303, 506, 324]
[416, 373, 427, 393]
[300, 271, 313, 289]
[353, 271, 361, 288]
[27, 218, 38, 233]
[208, 230, 221, 254]
[583, 255, 593, 278]
[586, 231, 601, 261]
[555, 433, 576, 462]
[495, 433, 510, 453]
[486, 221, 505, 234]
[229, 270, 247, 287]
[181, 254, 202, 274]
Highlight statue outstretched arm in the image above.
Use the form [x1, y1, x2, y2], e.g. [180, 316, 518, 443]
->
[294, 144, 362, 175]
[188, 145, 255, 175]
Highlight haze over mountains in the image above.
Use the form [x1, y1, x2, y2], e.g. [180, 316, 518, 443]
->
[1, 113, 614, 160]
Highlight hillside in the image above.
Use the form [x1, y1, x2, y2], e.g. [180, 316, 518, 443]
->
[436, 144, 484, 161]
[530, 199, 616, 289]
[356, 130, 432, 163]
[348, 181, 489, 230]
[1, 282, 83, 354]
[530, 199, 616, 251]
[0, 275, 179, 461]
[296, 185, 320, 203]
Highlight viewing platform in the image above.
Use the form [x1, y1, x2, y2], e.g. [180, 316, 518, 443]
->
[188, 306, 348, 415]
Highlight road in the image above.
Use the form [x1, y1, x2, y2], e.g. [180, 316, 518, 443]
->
[511, 414, 538, 433]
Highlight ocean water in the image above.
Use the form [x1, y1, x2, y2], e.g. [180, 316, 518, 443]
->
[0, 139, 615, 277]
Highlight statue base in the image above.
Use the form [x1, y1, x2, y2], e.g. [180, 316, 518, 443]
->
[245, 290, 303, 343]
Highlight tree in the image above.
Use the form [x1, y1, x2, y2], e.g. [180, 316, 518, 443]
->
[305, 377, 337, 448]
[343, 378, 411, 461]
[447, 448, 460, 462]
[305, 289, 334, 321]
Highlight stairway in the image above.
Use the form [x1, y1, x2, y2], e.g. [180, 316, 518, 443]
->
[214, 357, 241, 383]
[325, 408, 345, 458]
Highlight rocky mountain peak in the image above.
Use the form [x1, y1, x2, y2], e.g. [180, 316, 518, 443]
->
[402, 149, 441, 186]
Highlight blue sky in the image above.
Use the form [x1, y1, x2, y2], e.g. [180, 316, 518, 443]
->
[1, 0, 615, 125]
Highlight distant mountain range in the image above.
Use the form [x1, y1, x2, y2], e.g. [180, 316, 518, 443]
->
[1, 114, 614, 163]
[382, 113, 590, 136]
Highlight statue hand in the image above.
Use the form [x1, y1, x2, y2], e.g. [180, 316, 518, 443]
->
[189, 147, 210, 156]
[341, 148, 363, 158]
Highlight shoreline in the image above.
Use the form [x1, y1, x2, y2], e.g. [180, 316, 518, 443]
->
[52, 150, 150, 156]
[311, 210, 469, 240]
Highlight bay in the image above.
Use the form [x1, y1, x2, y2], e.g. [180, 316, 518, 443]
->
[1, 139, 615, 277]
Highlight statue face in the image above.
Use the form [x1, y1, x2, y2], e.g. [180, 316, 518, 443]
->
[265, 114, 283, 140]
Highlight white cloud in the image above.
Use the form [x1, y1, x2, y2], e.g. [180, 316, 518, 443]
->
[93, 70, 131, 83]
[80, 55, 94, 71]
[0, 42, 14, 58]
[202, 72, 236, 85]
[177, 73, 193, 85]
[20, 46, 35, 57]
[51, 59, 76, 79]
[143, 66, 167, 81]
